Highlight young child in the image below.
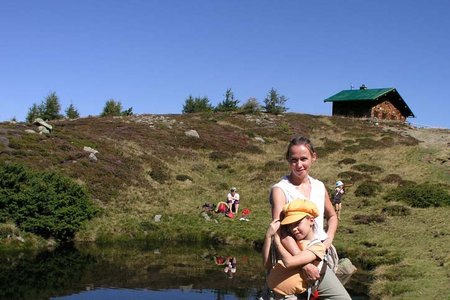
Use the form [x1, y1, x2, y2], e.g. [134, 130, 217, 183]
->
[263, 199, 327, 299]
[333, 181, 345, 220]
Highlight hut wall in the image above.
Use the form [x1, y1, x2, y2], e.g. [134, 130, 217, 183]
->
[371, 100, 405, 121]
[332, 102, 371, 118]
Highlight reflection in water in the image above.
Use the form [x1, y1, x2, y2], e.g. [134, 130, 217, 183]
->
[0, 242, 369, 299]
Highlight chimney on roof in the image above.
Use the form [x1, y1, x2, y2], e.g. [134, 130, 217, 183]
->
[360, 84, 367, 90]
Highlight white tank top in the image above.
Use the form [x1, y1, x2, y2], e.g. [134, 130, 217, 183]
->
[271, 175, 328, 241]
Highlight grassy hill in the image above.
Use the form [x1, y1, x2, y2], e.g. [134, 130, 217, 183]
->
[1, 112, 449, 299]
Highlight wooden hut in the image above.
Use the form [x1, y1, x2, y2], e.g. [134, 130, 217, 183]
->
[324, 85, 415, 122]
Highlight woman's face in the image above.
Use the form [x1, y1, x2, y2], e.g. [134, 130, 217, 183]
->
[287, 144, 316, 178]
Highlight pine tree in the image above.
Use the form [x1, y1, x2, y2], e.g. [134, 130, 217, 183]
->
[263, 88, 288, 115]
[101, 99, 123, 117]
[215, 88, 239, 112]
[26, 103, 40, 123]
[65, 104, 80, 119]
[41, 92, 62, 120]
[182, 95, 213, 113]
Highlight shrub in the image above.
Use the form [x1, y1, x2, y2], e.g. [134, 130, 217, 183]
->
[263, 88, 288, 115]
[338, 158, 356, 165]
[209, 151, 232, 161]
[240, 97, 261, 114]
[182, 96, 213, 113]
[175, 174, 193, 182]
[337, 171, 367, 183]
[352, 214, 386, 225]
[354, 181, 381, 197]
[148, 162, 171, 184]
[382, 174, 404, 184]
[262, 160, 286, 172]
[217, 164, 230, 170]
[384, 183, 450, 208]
[382, 204, 411, 216]
[0, 163, 96, 241]
[351, 164, 383, 174]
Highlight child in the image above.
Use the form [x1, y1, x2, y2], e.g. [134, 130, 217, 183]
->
[333, 181, 345, 220]
[263, 199, 327, 299]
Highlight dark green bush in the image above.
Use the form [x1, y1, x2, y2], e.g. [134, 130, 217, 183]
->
[148, 161, 171, 184]
[217, 164, 230, 170]
[382, 174, 404, 184]
[262, 160, 286, 172]
[354, 181, 381, 197]
[337, 171, 367, 183]
[384, 183, 450, 208]
[382, 204, 411, 216]
[351, 164, 383, 174]
[316, 138, 343, 157]
[175, 174, 193, 182]
[0, 163, 96, 241]
[338, 158, 356, 165]
[352, 214, 385, 225]
[209, 151, 231, 161]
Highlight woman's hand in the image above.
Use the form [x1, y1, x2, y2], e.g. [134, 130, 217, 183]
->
[323, 238, 333, 250]
[300, 263, 321, 282]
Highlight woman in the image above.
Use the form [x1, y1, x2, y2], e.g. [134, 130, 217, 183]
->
[269, 136, 350, 299]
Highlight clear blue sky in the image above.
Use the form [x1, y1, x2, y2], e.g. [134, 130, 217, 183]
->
[1, 0, 449, 128]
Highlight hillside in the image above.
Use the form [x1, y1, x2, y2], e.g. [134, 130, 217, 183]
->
[1, 112, 449, 299]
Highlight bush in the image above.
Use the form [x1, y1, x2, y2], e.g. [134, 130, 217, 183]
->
[148, 162, 171, 184]
[384, 183, 450, 208]
[338, 158, 356, 165]
[337, 171, 367, 183]
[382, 204, 411, 216]
[0, 163, 96, 241]
[351, 164, 383, 174]
[175, 174, 193, 182]
[240, 98, 261, 114]
[382, 174, 404, 184]
[209, 151, 232, 161]
[354, 181, 381, 197]
[352, 214, 386, 225]
[182, 96, 213, 113]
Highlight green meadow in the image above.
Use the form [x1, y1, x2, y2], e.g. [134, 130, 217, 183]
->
[1, 112, 449, 299]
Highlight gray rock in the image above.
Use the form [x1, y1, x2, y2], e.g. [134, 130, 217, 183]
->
[185, 129, 200, 138]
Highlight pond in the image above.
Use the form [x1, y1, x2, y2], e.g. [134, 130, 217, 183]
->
[0, 242, 370, 299]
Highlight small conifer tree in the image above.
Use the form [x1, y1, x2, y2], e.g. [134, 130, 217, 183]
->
[263, 88, 288, 115]
[65, 104, 80, 119]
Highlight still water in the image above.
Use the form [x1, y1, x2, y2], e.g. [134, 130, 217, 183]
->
[0, 242, 369, 299]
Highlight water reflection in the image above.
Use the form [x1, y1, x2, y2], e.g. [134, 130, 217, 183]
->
[0, 242, 369, 299]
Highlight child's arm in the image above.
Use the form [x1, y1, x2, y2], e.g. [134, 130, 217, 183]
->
[273, 234, 317, 269]
[262, 219, 280, 269]
[280, 229, 302, 255]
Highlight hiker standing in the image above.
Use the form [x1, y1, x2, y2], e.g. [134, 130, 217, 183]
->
[227, 187, 240, 213]
[269, 136, 351, 299]
[333, 181, 345, 220]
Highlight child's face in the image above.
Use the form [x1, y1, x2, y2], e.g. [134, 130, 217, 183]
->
[286, 216, 314, 240]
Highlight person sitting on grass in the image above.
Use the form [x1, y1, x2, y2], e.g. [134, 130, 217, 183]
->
[227, 187, 240, 214]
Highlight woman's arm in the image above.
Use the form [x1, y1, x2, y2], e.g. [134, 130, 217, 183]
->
[323, 190, 338, 249]
[273, 234, 317, 269]
[262, 219, 280, 270]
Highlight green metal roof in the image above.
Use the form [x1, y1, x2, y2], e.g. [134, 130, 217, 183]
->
[324, 87, 415, 117]
[324, 88, 395, 102]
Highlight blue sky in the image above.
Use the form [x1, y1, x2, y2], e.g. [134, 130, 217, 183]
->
[1, 0, 449, 128]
